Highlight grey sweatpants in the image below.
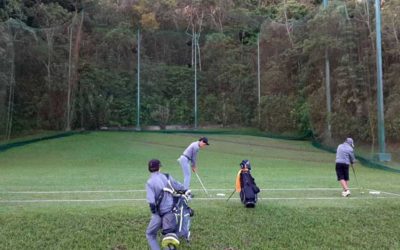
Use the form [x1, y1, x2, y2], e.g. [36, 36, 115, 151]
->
[146, 213, 177, 250]
[178, 155, 191, 189]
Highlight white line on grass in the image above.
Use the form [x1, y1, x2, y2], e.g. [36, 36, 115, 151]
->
[1, 196, 400, 203]
[0, 199, 137, 203]
[0, 187, 350, 194]
[0, 190, 146, 194]
[367, 189, 400, 197]
[194, 188, 350, 191]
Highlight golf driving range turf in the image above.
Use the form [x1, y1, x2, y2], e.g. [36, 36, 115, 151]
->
[1, 132, 399, 249]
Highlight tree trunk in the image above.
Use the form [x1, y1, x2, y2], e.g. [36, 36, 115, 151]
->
[66, 18, 74, 131]
[390, 13, 400, 52]
[5, 23, 16, 141]
[283, 0, 294, 48]
[45, 29, 54, 89]
[66, 10, 84, 131]
[44, 29, 56, 128]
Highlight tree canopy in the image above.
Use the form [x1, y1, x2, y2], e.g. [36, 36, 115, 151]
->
[1, 0, 400, 147]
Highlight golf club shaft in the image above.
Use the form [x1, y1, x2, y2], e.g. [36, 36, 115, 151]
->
[195, 172, 210, 196]
[351, 164, 361, 188]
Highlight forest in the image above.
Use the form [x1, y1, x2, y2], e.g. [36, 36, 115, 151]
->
[1, 0, 399, 148]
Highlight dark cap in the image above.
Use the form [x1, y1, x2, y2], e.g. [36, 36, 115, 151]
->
[148, 159, 162, 172]
[199, 137, 210, 145]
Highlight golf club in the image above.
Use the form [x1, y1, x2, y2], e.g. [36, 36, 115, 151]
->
[351, 164, 363, 194]
[195, 171, 210, 197]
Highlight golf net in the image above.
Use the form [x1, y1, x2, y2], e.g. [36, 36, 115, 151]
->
[1, 1, 399, 167]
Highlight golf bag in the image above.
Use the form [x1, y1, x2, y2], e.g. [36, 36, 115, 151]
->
[236, 160, 260, 208]
[157, 175, 194, 250]
[172, 192, 194, 242]
[161, 192, 193, 250]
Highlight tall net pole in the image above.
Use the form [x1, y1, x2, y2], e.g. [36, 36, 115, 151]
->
[323, 0, 332, 139]
[194, 33, 198, 129]
[374, 0, 390, 161]
[257, 33, 261, 125]
[136, 28, 141, 131]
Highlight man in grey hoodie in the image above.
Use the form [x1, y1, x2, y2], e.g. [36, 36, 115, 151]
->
[145, 159, 186, 250]
[335, 138, 356, 197]
[177, 137, 209, 190]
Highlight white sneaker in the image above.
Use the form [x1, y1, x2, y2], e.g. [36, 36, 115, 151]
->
[342, 190, 351, 197]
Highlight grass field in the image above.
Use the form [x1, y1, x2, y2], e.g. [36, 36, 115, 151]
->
[1, 131, 399, 249]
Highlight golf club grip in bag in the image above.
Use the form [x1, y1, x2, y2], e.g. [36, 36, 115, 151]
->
[239, 171, 260, 208]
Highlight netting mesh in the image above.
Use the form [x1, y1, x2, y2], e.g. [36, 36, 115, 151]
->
[257, 0, 399, 152]
[0, 19, 71, 139]
[0, 1, 399, 163]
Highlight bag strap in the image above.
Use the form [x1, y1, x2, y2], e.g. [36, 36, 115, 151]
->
[155, 173, 176, 216]
[163, 173, 175, 194]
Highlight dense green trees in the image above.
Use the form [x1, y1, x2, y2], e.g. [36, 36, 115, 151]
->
[1, 0, 400, 146]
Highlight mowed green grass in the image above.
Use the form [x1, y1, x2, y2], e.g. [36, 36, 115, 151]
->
[0, 132, 399, 249]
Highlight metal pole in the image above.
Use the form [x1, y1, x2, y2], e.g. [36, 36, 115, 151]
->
[325, 49, 331, 137]
[323, 0, 331, 139]
[136, 28, 141, 131]
[194, 33, 198, 129]
[374, 0, 391, 161]
[257, 33, 261, 124]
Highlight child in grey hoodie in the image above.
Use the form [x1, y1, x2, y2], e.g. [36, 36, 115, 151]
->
[335, 138, 356, 197]
[145, 159, 186, 250]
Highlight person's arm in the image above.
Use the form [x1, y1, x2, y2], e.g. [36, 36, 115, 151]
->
[349, 149, 355, 164]
[190, 144, 199, 170]
[145, 182, 157, 214]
